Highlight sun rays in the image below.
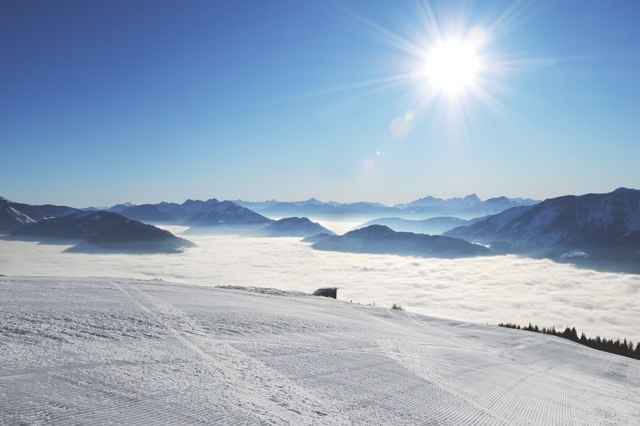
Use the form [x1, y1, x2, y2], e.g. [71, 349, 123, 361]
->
[309, 1, 542, 141]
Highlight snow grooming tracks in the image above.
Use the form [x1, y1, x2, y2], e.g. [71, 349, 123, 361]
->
[1, 276, 639, 425]
[110, 280, 351, 425]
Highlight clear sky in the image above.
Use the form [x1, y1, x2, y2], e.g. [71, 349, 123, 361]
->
[2, 0, 640, 207]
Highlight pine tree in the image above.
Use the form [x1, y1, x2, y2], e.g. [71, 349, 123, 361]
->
[570, 327, 578, 341]
[580, 332, 587, 344]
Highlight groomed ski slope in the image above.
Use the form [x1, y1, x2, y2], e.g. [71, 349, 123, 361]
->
[1, 277, 638, 425]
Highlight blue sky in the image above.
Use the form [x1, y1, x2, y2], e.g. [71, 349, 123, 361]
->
[2, 0, 640, 207]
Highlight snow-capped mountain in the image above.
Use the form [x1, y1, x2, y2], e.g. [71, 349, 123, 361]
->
[11, 211, 129, 240]
[0, 200, 36, 233]
[0, 197, 78, 233]
[396, 194, 540, 218]
[444, 188, 640, 271]
[395, 193, 482, 210]
[106, 202, 137, 214]
[313, 225, 492, 258]
[257, 217, 335, 238]
[7, 202, 78, 221]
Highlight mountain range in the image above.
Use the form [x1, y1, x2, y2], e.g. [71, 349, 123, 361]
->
[444, 188, 640, 272]
[233, 194, 540, 220]
[79, 194, 539, 228]
[3, 188, 639, 272]
[111, 199, 273, 230]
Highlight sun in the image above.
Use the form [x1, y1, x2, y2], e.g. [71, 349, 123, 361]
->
[423, 38, 480, 95]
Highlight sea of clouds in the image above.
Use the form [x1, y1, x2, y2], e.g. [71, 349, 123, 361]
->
[2, 223, 639, 343]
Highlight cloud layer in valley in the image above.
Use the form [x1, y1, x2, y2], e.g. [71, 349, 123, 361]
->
[2, 225, 638, 343]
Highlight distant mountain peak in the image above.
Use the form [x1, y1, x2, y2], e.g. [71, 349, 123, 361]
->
[259, 216, 335, 237]
[613, 187, 636, 194]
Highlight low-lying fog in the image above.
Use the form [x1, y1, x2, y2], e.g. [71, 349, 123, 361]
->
[2, 222, 639, 343]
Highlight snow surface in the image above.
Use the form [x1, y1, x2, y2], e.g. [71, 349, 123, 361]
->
[7, 206, 36, 226]
[1, 276, 638, 425]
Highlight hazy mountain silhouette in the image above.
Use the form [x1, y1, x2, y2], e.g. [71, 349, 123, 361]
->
[112, 199, 274, 230]
[108, 204, 179, 224]
[257, 217, 335, 237]
[354, 216, 475, 235]
[234, 195, 539, 220]
[313, 225, 492, 258]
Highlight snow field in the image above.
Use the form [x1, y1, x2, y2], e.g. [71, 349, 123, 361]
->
[1, 276, 638, 425]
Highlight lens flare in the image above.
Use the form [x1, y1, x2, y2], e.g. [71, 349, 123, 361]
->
[390, 117, 411, 138]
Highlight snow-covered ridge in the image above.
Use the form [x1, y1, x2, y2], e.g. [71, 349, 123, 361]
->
[444, 189, 640, 271]
[2, 276, 637, 424]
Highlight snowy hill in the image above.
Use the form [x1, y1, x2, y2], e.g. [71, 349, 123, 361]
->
[444, 188, 640, 271]
[1, 276, 638, 425]
[313, 225, 492, 258]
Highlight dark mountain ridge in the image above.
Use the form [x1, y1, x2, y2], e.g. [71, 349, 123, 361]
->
[313, 225, 492, 258]
[8, 211, 194, 253]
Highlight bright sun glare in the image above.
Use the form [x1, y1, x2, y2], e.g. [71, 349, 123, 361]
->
[424, 39, 480, 95]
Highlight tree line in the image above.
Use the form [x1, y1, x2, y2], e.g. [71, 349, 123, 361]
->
[498, 322, 640, 361]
